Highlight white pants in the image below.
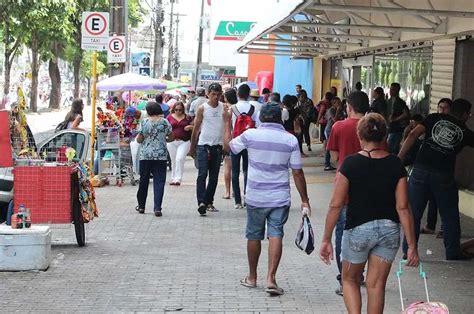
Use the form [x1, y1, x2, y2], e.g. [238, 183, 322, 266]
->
[167, 140, 191, 183]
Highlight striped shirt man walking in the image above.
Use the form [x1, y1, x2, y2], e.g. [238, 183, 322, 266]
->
[223, 101, 311, 297]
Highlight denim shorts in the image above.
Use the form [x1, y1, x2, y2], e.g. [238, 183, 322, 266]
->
[341, 219, 400, 264]
[246, 204, 290, 240]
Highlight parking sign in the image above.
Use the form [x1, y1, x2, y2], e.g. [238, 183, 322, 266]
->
[108, 36, 126, 63]
[81, 12, 109, 51]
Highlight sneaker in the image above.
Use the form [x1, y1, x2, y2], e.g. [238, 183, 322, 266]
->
[235, 204, 244, 209]
[324, 166, 336, 171]
[154, 211, 162, 217]
[421, 226, 435, 234]
[198, 203, 207, 216]
[335, 285, 343, 296]
[135, 206, 145, 214]
[207, 204, 219, 212]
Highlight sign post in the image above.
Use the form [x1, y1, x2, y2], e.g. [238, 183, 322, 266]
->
[81, 12, 109, 169]
[90, 52, 98, 169]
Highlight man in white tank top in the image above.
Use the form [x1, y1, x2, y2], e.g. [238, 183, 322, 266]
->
[190, 83, 224, 216]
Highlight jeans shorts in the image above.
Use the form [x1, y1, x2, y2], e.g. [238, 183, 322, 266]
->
[246, 204, 290, 240]
[341, 219, 400, 264]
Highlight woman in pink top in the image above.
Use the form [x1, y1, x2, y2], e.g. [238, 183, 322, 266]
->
[166, 102, 193, 185]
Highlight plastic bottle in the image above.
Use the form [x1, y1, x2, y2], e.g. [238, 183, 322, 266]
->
[25, 207, 31, 228]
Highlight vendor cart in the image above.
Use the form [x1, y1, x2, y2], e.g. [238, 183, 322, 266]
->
[13, 166, 86, 246]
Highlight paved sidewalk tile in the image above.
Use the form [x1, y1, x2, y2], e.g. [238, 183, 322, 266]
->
[0, 149, 473, 313]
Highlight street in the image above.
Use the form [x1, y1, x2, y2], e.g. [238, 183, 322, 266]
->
[1, 150, 473, 313]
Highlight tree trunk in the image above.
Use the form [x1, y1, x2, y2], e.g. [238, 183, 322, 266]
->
[86, 78, 91, 107]
[30, 33, 39, 113]
[2, 58, 12, 109]
[73, 49, 82, 98]
[48, 57, 61, 109]
[48, 42, 62, 109]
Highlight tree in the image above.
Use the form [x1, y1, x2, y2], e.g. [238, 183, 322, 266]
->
[81, 51, 106, 106]
[0, 1, 29, 104]
[43, 1, 76, 109]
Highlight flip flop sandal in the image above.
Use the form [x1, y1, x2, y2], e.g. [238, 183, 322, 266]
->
[240, 277, 256, 288]
[265, 286, 284, 296]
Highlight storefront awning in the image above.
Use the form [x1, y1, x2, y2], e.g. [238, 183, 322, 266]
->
[237, 0, 474, 58]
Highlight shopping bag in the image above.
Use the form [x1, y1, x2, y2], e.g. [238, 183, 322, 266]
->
[396, 260, 449, 313]
[129, 140, 140, 175]
[309, 123, 319, 140]
[295, 215, 315, 255]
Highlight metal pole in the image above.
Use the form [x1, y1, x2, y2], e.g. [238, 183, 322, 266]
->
[166, 0, 175, 78]
[90, 51, 97, 170]
[153, 0, 164, 78]
[124, 0, 130, 72]
[173, 15, 180, 78]
[194, 0, 205, 89]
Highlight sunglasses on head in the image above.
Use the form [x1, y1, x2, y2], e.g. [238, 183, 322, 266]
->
[208, 83, 222, 92]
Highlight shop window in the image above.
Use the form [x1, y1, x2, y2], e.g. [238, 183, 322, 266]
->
[373, 47, 433, 115]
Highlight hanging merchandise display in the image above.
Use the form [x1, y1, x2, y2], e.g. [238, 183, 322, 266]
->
[76, 162, 99, 223]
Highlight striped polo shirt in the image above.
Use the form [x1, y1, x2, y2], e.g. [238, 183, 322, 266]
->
[229, 123, 302, 208]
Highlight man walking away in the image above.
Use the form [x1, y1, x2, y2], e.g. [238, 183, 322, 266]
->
[188, 87, 207, 118]
[230, 84, 258, 209]
[224, 102, 311, 296]
[387, 83, 409, 154]
[326, 91, 369, 296]
[189, 83, 224, 215]
[399, 98, 474, 260]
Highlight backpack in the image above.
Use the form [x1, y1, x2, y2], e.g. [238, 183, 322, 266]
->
[55, 120, 68, 132]
[232, 105, 255, 137]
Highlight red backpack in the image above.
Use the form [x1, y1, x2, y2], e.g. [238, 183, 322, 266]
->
[232, 105, 255, 137]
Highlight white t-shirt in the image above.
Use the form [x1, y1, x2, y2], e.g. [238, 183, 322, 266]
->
[189, 96, 207, 117]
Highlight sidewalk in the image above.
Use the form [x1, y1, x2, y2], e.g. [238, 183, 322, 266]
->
[0, 146, 473, 313]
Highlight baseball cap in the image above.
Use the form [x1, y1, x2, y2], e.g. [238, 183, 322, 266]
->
[259, 101, 282, 123]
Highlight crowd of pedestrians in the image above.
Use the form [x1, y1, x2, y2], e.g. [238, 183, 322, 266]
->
[131, 80, 473, 311]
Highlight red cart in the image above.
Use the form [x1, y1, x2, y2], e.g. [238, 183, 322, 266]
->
[13, 166, 85, 246]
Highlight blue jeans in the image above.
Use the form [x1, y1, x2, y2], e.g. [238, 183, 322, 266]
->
[196, 145, 222, 205]
[324, 125, 332, 167]
[137, 160, 167, 211]
[231, 149, 248, 205]
[335, 207, 347, 283]
[402, 166, 461, 259]
[387, 132, 403, 155]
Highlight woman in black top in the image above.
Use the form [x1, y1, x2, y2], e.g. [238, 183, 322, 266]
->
[319, 113, 419, 314]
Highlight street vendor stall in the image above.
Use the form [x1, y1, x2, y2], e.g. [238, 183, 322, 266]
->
[0, 87, 97, 247]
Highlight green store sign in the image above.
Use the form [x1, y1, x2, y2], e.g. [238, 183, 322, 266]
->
[214, 21, 256, 41]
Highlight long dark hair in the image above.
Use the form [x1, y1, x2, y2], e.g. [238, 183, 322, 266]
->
[65, 98, 83, 122]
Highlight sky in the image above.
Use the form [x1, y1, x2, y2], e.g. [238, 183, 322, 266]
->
[139, 0, 211, 63]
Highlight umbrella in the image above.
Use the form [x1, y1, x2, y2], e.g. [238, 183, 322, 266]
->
[161, 80, 191, 91]
[236, 81, 257, 89]
[97, 72, 167, 91]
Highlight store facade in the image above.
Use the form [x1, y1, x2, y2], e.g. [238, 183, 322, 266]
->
[238, 0, 474, 216]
